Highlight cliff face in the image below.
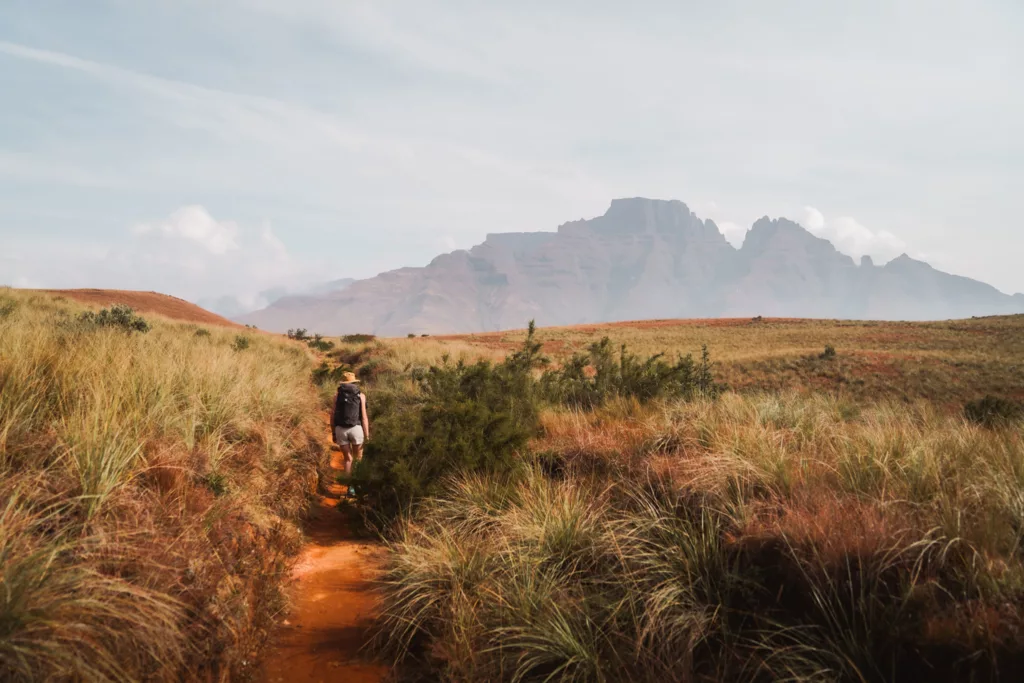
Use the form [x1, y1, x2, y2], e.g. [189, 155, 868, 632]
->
[238, 198, 1024, 335]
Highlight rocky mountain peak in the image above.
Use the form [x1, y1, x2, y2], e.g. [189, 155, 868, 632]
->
[741, 216, 839, 259]
[573, 198, 725, 242]
[885, 253, 932, 271]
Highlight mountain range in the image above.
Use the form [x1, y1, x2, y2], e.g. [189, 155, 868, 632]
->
[237, 198, 1024, 335]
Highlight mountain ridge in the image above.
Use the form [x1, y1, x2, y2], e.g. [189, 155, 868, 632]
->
[238, 198, 1024, 335]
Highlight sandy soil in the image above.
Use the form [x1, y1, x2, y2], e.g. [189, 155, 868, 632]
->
[258, 474, 388, 683]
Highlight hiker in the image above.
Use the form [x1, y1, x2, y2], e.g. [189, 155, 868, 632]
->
[331, 371, 370, 496]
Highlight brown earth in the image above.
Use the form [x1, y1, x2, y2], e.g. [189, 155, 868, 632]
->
[32, 288, 242, 328]
[259, 437, 388, 683]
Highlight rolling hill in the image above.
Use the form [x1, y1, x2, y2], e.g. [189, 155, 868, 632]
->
[35, 288, 242, 328]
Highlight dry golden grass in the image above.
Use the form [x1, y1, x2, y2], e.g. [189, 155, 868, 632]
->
[0, 288, 323, 681]
[361, 317, 1024, 681]
[381, 393, 1024, 681]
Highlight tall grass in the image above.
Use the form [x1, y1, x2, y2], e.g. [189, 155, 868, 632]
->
[379, 392, 1024, 682]
[0, 289, 323, 680]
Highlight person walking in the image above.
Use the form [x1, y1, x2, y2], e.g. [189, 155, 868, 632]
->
[331, 371, 370, 497]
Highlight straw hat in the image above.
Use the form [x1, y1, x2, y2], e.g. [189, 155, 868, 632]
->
[341, 371, 360, 384]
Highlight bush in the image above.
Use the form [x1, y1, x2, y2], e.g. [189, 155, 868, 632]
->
[356, 359, 395, 384]
[540, 339, 719, 408]
[965, 395, 1021, 428]
[194, 328, 211, 338]
[407, 333, 416, 338]
[286, 328, 309, 340]
[342, 333, 376, 343]
[312, 361, 350, 388]
[820, 344, 837, 360]
[78, 304, 150, 333]
[354, 323, 547, 520]
[232, 335, 251, 351]
[306, 334, 335, 352]
[0, 296, 17, 319]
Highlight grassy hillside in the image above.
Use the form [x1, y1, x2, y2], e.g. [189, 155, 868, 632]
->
[31, 288, 243, 328]
[310, 318, 1024, 682]
[0, 289, 322, 681]
[419, 315, 1024, 406]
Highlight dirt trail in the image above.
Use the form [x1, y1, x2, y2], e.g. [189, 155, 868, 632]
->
[259, 451, 388, 683]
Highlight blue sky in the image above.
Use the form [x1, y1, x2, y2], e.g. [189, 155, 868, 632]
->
[2, 0, 1022, 309]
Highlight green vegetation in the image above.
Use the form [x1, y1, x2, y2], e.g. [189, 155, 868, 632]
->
[346, 322, 725, 524]
[0, 289, 322, 681]
[353, 323, 547, 520]
[540, 338, 719, 408]
[965, 394, 1021, 428]
[342, 333, 376, 344]
[77, 303, 152, 333]
[287, 328, 335, 352]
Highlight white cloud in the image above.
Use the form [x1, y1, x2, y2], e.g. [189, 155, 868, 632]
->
[2, 206, 333, 310]
[802, 206, 908, 262]
[131, 206, 240, 254]
[802, 206, 825, 231]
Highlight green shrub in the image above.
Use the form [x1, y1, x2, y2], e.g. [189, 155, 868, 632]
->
[306, 334, 335, 352]
[342, 333, 376, 343]
[232, 335, 251, 351]
[201, 472, 228, 497]
[354, 323, 547, 521]
[286, 328, 309, 340]
[540, 339, 719, 408]
[0, 296, 17, 319]
[194, 328, 211, 338]
[965, 395, 1021, 428]
[358, 358, 402, 384]
[312, 361, 350, 388]
[821, 344, 837, 360]
[78, 304, 150, 333]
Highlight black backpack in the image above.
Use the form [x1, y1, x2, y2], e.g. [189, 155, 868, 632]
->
[334, 383, 362, 428]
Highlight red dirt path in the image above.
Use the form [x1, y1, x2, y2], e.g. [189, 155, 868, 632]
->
[258, 425, 387, 683]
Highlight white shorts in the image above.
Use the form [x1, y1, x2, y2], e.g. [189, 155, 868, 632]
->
[334, 425, 364, 446]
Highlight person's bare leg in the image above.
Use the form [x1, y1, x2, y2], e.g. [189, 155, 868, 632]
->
[340, 444, 354, 476]
[351, 444, 364, 472]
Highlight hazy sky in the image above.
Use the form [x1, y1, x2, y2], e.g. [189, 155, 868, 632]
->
[2, 0, 1022, 307]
